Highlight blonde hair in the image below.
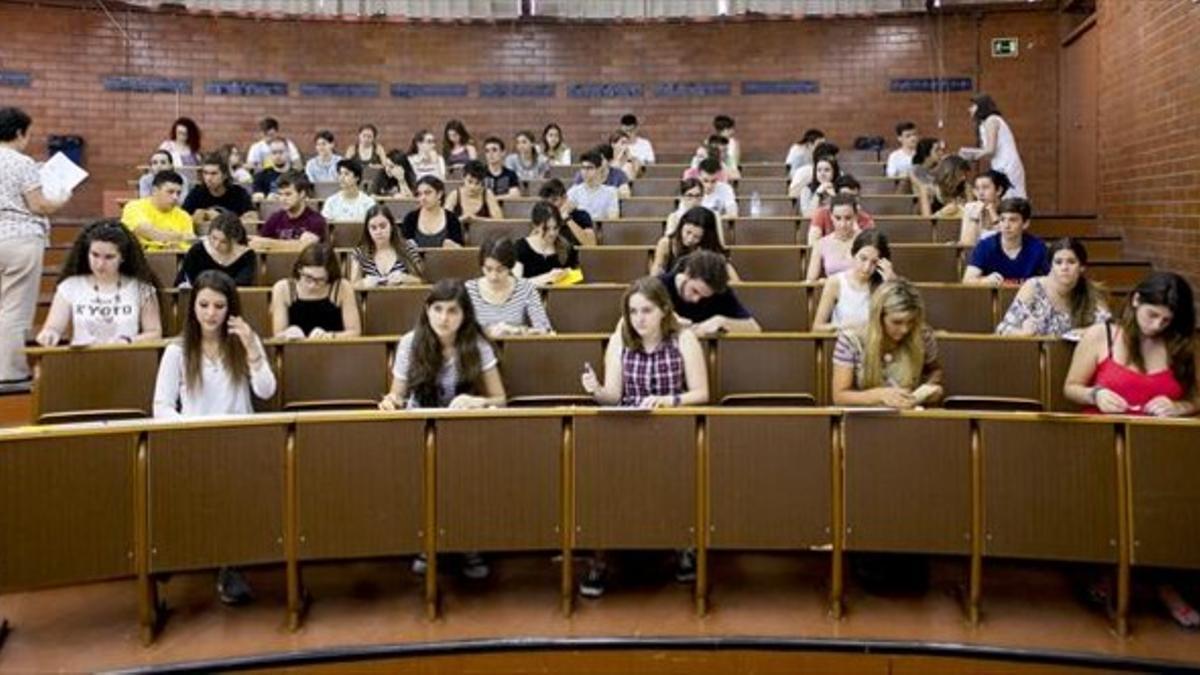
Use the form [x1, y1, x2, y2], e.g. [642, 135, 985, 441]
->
[860, 280, 927, 389]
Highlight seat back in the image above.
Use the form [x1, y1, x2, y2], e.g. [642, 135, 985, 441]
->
[578, 246, 651, 283]
[545, 285, 624, 333]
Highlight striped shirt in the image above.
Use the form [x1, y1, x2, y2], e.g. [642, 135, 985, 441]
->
[465, 278, 551, 332]
[353, 242, 421, 282]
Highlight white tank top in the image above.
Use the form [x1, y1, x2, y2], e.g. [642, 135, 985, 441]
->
[982, 115, 1026, 199]
[830, 271, 871, 328]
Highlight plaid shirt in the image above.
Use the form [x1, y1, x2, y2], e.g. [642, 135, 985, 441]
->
[620, 337, 685, 406]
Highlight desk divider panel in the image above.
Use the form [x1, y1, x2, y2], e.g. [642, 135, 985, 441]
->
[295, 419, 424, 560]
[147, 425, 288, 573]
[280, 341, 390, 409]
[729, 246, 805, 282]
[34, 347, 161, 423]
[1044, 340, 1081, 414]
[361, 287, 429, 336]
[843, 415, 971, 554]
[597, 220, 664, 246]
[890, 245, 959, 283]
[574, 414, 696, 550]
[980, 419, 1118, 563]
[731, 219, 801, 246]
[732, 284, 811, 332]
[938, 337, 1043, 407]
[436, 417, 562, 552]
[715, 337, 818, 404]
[422, 247, 480, 283]
[500, 337, 605, 403]
[545, 285, 625, 334]
[0, 433, 138, 590]
[919, 286, 995, 334]
[1127, 424, 1200, 569]
[707, 414, 833, 550]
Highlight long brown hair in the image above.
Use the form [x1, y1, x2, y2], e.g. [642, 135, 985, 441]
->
[406, 279, 495, 407]
[620, 276, 680, 353]
[1119, 272, 1196, 396]
[1047, 238, 1105, 329]
[530, 201, 572, 267]
[358, 205, 424, 279]
[59, 219, 160, 289]
[669, 206, 727, 268]
[180, 270, 249, 394]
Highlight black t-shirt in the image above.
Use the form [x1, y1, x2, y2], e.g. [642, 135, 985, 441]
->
[561, 208, 594, 246]
[401, 209, 465, 248]
[176, 241, 258, 287]
[515, 238, 578, 278]
[252, 168, 283, 196]
[182, 183, 254, 216]
[657, 272, 752, 324]
[484, 166, 521, 196]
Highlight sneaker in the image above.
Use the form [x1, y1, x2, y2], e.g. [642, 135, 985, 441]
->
[216, 566, 253, 606]
[411, 554, 428, 575]
[675, 548, 697, 583]
[579, 562, 607, 599]
[461, 552, 490, 580]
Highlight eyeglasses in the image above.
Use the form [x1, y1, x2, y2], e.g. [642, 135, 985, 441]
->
[299, 272, 329, 285]
[683, 191, 702, 198]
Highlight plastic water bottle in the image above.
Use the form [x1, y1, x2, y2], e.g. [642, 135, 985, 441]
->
[750, 191, 762, 217]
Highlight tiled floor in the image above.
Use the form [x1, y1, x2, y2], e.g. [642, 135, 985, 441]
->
[0, 554, 1196, 673]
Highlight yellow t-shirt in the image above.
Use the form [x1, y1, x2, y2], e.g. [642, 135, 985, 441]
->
[120, 198, 194, 251]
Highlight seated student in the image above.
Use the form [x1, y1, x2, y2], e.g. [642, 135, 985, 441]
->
[158, 116, 202, 168]
[539, 178, 596, 246]
[177, 211, 257, 287]
[320, 159, 376, 223]
[885, 121, 919, 179]
[183, 153, 255, 230]
[270, 243, 361, 339]
[906, 136, 944, 198]
[152, 268, 275, 606]
[577, 274, 709, 598]
[573, 144, 631, 198]
[481, 136, 522, 197]
[797, 156, 841, 218]
[220, 143, 254, 190]
[788, 141, 838, 201]
[620, 113, 656, 168]
[246, 116, 301, 171]
[444, 160, 504, 223]
[664, 178, 710, 238]
[813, 230, 895, 332]
[713, 114, 740, 175]
[514, 202, 580, 287]
[806, 194, 861, 281]
[407, 129, 447, 181]
[443, 119, 478, 170]
[658, 250, 761, 336]
[541, 122, 571, 167]
[785, 128, 825, 179]
[378, 279, 506, 411]
[806, 175, 876, 246]
[959, 169, 1012, 246]
[467, 237, 552, 338]
[348, 205, 424, 288]
[1062, 271, 1199, 629]
[401, 176, 464, 248]
[652, 206, 738, 280]
[917, 155, 970, 218]
[36, 220, 162, 346]
[608, 130, 643, 182]
[684, 135, 731, 182]
[122, 170, 195, 251]
[566, 151, 620, 222]
[305, 130, 342, 184]
[997, 237, 1110, 338]
[832, 279, 944, 409]
[962, 197, 1048, 286]
[504, 130, 549, 182]
[251, 137, 298, 203]
[344, 124, 386, 169]
[371, 149, 416, 199]
[139, 149, 190, 198]
[250, 172, 328, 252]
[696, 158, 738, 219]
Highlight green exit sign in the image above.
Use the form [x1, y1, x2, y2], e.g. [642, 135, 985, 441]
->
[992, 37, 1019, 58]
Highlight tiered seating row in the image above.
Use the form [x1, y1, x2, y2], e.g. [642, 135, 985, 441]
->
[26, 333, 1087, 423]
[1, 409, 1195, 643]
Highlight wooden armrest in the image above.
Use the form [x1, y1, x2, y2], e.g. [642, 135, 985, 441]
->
[507, 395, 597, 408]
[719, 393, 817, 407]
[283, 399, 380, 411]
[942, 396, 1043, 412]
[38, 408, 148, 425]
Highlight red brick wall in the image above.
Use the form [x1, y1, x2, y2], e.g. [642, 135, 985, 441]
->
[0, 3, 1059, 214]
[1096, 0, 1200, 288]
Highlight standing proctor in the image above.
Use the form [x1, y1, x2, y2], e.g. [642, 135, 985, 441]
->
[0, 107, 71, 392]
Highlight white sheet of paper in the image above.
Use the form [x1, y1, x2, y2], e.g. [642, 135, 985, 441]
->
[39, 152, 89, 196]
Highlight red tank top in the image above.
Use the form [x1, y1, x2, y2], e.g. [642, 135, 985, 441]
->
[1086, 323, 1185, 414]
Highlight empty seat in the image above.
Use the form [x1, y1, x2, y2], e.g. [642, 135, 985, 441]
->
[729, 246, 804, 282]
[730, 218, 800, 245]
[578, 246, 651, 283]
[860, 195, 915, 216]
[260, 251, 301, 286]
[841, 161, 885, 177]
[917, 284, 995, 333]
[421, 247, 480, 282]
[312, 182, 339, 200]
[279, 339, 390, 410]
[891, 244, 960, 282]
[500, 336, 603, 405]
[329, 221, 362, 249]
[736, 177, 789, 196]
[937, 335, 1043, 410]
[32, 346, 160, 423]
[466, 219, 529, 247]
[873, 218, 937, 244]
[739, 163, 787, 178]
[716, 336, 818, 405]
[382, 199, 418, 220]
[620, 198, 674, 219]
[361, 286, 430, 335]
[598, 219, 664, 246]
[631, 179, 680, 197]
[756, 198, 798, 217]
[545, 285, 624, 333]
[731, 283, 811, 332]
